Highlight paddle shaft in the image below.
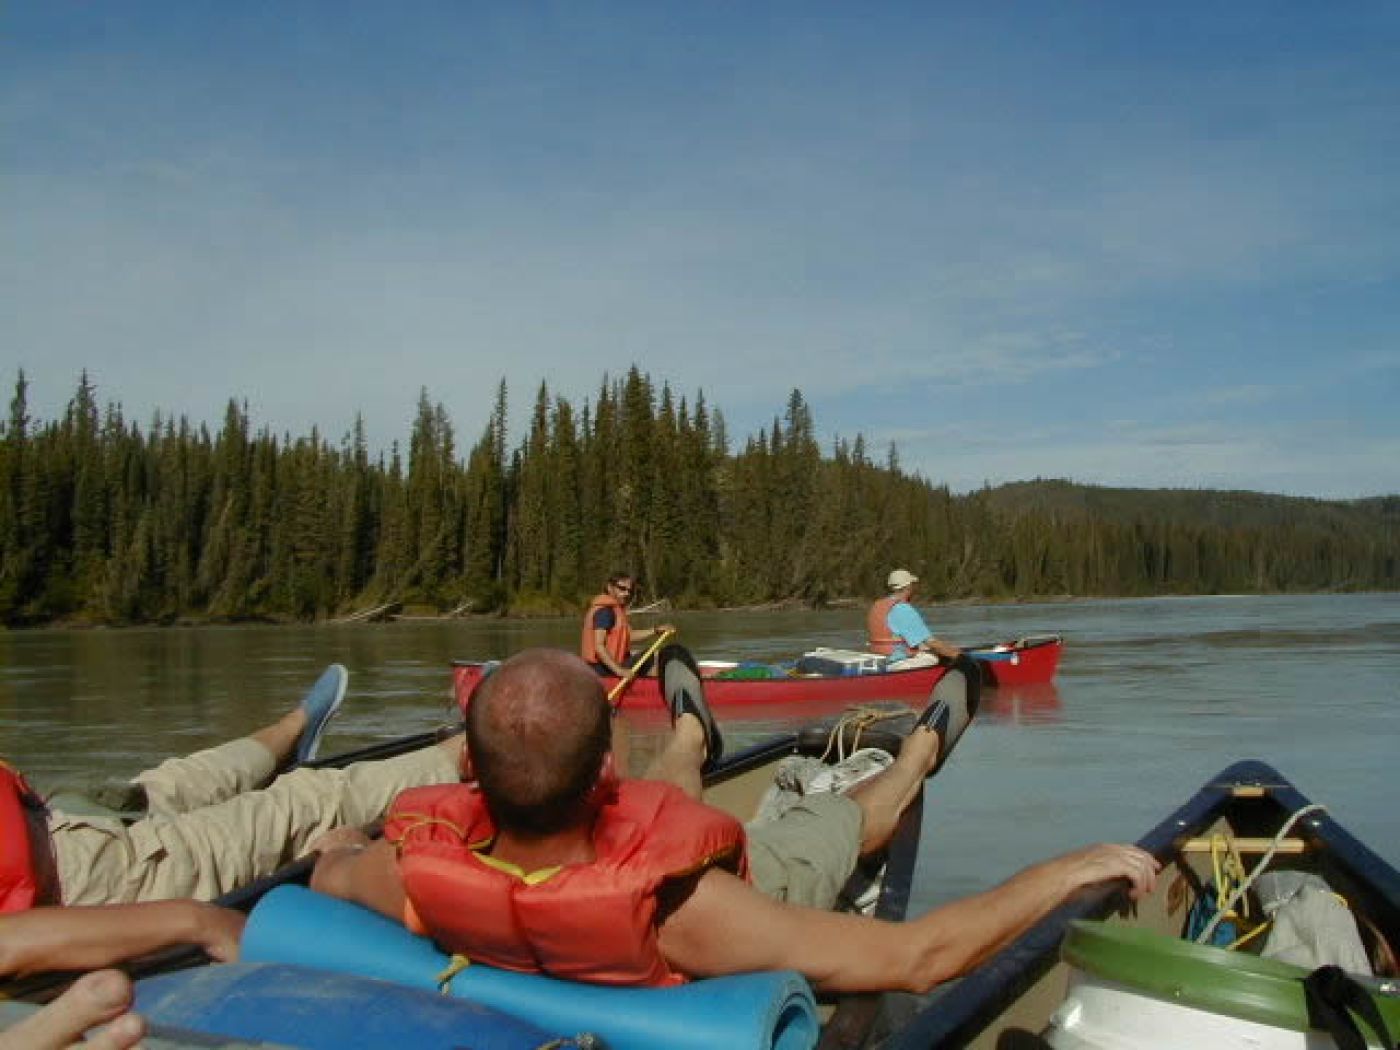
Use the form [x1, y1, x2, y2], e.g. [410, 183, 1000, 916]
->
[607, 628, 677, 707]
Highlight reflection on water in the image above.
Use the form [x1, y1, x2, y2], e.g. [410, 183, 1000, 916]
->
[3, 593, 1398, 914]
[982, 682, 1062, 724]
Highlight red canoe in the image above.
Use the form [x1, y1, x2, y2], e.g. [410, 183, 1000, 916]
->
[965, 633, 1064, 687]
[450, 635, 1061, 712]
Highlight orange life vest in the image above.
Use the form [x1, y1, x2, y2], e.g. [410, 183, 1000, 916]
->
[385, 779, 748, 987]
[580, 593, 631, 667]
[866, 595, 903, 655]
[0, 761, 43, 914]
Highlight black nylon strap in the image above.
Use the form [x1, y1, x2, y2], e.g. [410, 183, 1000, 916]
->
[1302, 965, 1397, 1050]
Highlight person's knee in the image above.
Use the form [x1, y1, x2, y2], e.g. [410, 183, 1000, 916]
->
[748, 795, 862, 909]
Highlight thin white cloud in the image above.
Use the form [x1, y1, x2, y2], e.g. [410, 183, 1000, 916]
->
[4, 6, 1397, 497]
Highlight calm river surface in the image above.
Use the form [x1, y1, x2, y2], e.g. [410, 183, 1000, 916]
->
[3, 593, 1397, 915]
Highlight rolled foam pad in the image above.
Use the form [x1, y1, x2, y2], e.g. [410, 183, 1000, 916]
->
[242, 885, 819, 1050]
[135, 962, 566, 1050]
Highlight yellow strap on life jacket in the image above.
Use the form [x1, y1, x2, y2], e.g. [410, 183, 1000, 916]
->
[435, 953, 471, 993]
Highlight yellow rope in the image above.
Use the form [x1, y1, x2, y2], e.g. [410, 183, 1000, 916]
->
[1194, 803, 1328, 947]
[1224, 920, 1272, 952]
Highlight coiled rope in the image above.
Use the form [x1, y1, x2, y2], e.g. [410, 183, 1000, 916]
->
[1193, 802, 1328, 947]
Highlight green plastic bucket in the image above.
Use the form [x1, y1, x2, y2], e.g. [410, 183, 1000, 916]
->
[1041, 921, 1400, 1049]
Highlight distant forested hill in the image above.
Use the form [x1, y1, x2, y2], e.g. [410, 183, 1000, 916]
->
[984, 479, 1400, 532]
[974, 479, 1399, 596]
[1, 371, 1396, 626]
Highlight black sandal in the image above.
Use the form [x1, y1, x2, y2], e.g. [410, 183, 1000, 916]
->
[658, 644, 724, 773]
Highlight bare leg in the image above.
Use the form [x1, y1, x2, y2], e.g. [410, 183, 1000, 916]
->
[844, 726, 939, 855]
[249, 709, 308, 768]
[642, 714, 707, 799]
[0, 970, 146, 1050]
[134, 711, 305, 815]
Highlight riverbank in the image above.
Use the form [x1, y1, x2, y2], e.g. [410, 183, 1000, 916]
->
[0, 592, 1109, 630]
[11, 587, 1389, 631]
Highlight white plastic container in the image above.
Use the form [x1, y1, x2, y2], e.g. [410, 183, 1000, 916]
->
[1042, 921, 1400, 1050]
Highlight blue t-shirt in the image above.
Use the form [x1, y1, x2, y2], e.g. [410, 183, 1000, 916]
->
[886, 602, 933, 660]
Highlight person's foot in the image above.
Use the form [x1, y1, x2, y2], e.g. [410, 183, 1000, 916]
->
[658, 644, 724, 772]
[2, 969, 146, 1050]
[295, 664, 349, 764]
[915, 657, 981, 776]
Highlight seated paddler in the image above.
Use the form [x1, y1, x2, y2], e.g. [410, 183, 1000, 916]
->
[312, 647, 1160, 994]
[867, 568, 962, 668]
[580, 572, 676, 678]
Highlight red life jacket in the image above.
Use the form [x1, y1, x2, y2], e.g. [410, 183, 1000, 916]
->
[580, 593, 631, 667]
[385, 779, 748, 987]
[0, 761, 43, 914]
[866, 595, 903, 655]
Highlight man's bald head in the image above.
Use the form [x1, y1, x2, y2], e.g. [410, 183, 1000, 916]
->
[466, 648, 612, 836]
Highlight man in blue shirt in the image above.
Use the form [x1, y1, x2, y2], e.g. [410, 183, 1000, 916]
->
[867, 569, 963, 666]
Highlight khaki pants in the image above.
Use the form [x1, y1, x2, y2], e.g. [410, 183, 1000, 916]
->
[747, 792, 863, 910]
[51, 737, 461, 905]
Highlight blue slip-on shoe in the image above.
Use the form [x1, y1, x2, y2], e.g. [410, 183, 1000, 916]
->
[295, 663, 349, 765]
[915, 655, 982, 777]
[658, 644, 724, 773]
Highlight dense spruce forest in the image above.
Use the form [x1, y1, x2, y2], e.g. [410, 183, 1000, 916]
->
[1, 369, 1396, 627]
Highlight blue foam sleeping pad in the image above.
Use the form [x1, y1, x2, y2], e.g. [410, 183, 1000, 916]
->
[241, 885, 820, 1050]
[135, 962, 566, 1049]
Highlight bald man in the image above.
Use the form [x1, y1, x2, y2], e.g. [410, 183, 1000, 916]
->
[313, 649, 1157, 993]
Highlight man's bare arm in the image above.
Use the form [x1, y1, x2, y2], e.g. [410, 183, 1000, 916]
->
[926, 637, 963, 660]
[0, 902, 244, 979]
[658, 844, 1159, 994]
[593, 628, 629, 677]
[309, 838, 407, 920]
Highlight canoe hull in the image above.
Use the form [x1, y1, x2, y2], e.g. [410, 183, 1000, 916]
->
[452, 659, 950, 711]
[452, 637, 1059, 712]
[967, 634, 1063, 687]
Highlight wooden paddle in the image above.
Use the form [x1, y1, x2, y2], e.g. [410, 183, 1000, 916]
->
[607, 628, 677, 709]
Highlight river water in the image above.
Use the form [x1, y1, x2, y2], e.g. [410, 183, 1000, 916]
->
[3, 593, 1397, 915]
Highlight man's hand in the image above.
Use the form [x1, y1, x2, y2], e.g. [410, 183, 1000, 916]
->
[309, 838, 408, 922]
[1059, 844, 1160, 900]
[928, 639, 962, 660]
[192, 903, 246, 963]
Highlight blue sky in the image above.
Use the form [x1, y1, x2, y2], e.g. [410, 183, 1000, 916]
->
[4, 3, 1398, 498]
